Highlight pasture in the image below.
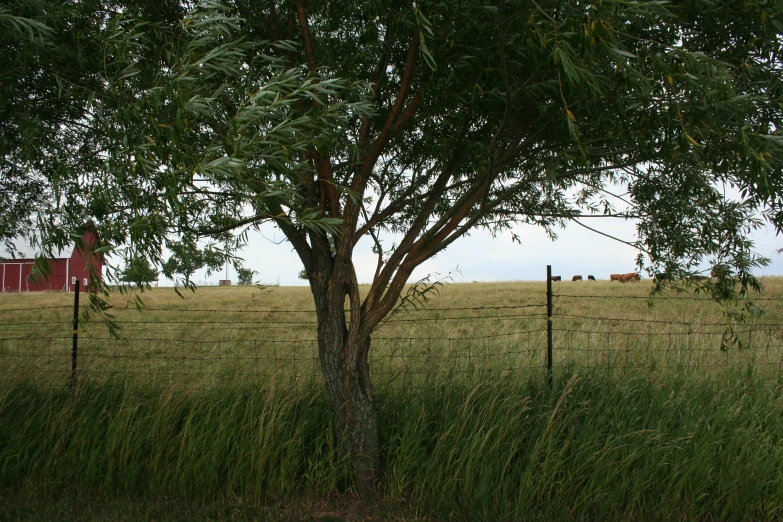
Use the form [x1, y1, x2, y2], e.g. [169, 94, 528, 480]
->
[2, 278, 783, 520]
[1, 278, 782, 389]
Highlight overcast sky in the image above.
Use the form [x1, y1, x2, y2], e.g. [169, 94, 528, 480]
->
[180, 217, 782, 287]
[4, 185, 780, 287]
[3, 214, 779, 287]
[181, 182, 783, 287]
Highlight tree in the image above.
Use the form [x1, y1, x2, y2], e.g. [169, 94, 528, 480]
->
[4, 1, 783, 494]
[0, 3, 100, 257]
[236, 267, 256, 285]
[120, 257, 159, 287]
[162, 237, 223, 286]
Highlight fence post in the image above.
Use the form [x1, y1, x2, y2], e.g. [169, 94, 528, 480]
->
[546, 265, 553, 384]
[71, 279, 80, 388]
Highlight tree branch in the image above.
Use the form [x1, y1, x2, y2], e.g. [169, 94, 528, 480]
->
[353, 31, 420, 194]
[296, 0, 316, 73]
[482, 0, 513, 212]
[572, 218, 648, 253]
[362, 151, 469, 311]
[359, 24, 393, 145]
[353, 178, 473, 246]
[193, 213, 270, 236]
[267, 200, 314, 271]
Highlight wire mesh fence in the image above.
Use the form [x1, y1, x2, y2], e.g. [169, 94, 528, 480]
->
[1, 281, 782, 390]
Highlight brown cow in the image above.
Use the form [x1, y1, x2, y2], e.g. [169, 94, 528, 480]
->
[620, 272, 640, 283]
[610, 273, 623, 282]
[549, 275, 561, 282]
[572, 275, 583, 281]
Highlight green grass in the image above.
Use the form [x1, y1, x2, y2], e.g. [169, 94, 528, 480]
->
[1, 280, 783, 519]
[2, 371, 783, 520]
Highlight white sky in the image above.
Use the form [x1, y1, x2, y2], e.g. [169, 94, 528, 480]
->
[4, 216, 779, 286]
[181, 181, 783, 287]
[179, 218, 783, 287]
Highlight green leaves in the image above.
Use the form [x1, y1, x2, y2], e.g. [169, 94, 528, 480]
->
[3, 0, 783, 312]
[0, 8, 53, 40]
[415, 6, 437, 70]
[120, 257, 159, 287]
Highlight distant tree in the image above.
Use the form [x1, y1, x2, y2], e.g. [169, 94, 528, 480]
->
[236, 267, 256, 286]
[120, 258, 158, 287]
[162, 238, 222, 287]
[4, 1, 783, 495]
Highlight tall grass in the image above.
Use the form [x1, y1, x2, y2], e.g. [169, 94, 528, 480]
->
[0, 379, 346, 500]
[2, 280, 783, 519]
[2, 369, 783, 520]
[385, 370, 783, 520]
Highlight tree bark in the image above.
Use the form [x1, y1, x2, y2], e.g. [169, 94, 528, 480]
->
[318, 321, 379, 495]
[308, 254, 380, 495]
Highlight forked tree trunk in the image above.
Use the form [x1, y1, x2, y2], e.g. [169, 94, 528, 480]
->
[310, 270, 380, 495]
[318, 324, 379, 494]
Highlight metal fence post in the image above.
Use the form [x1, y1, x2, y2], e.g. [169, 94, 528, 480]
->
[71, 279, 80, 387]
[546, 265, 553, 384]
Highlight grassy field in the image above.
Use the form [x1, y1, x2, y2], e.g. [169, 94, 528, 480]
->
[1, 279, 783, 520]
[1, 278, 782, 388]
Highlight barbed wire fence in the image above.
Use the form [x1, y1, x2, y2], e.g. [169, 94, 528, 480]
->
[1, 269, 782, 390]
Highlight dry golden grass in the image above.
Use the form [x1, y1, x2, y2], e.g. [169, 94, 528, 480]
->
[1, 277, 782, 388]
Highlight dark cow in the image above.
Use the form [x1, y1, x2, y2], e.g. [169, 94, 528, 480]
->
[549, 275, 561, 282]
[653, 272, 670, 283]
[587, 275, 596, 281]
[572, 275, 583, 281]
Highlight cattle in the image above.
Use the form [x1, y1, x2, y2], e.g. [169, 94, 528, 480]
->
[549, 275, 561, 282]
[610, 273, 623, 282]
[653, 273, 670, 283]
[587, 275, 596, 281]
[572, 275, 583, 281]
[620, 272, 640, 283]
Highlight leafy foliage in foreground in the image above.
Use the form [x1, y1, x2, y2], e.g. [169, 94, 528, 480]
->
[4, 0, 783, 493]
[2, 371, 782, 521]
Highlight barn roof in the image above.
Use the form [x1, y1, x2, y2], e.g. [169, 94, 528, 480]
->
[0, 243, 75, 262]
[1, 227, 100, 263]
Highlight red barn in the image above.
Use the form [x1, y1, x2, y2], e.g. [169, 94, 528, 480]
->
[0, 232, 102, 293]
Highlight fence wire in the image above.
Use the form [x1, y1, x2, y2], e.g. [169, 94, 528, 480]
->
[0, 290, 781, 390]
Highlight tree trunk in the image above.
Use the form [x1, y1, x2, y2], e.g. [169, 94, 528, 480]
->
[311, 274, 380, 495]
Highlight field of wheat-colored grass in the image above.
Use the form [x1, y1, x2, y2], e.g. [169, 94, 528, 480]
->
[3, 279, 783, 520]
[0, 278, 782, 389]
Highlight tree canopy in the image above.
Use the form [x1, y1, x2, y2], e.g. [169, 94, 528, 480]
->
[161, 237, 223, 286]
[236, 266, 256, 285]
[120, 257, 159, 287]
[3, 0, 783, 494]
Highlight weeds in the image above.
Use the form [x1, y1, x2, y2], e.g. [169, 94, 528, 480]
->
[1, 370, 782, 520]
